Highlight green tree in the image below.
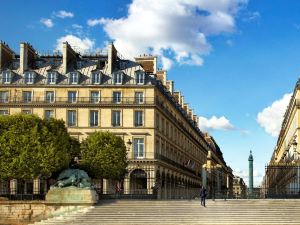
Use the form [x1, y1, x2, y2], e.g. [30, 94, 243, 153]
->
[80, 131, 128, 179]
[0, 114, 74, 180]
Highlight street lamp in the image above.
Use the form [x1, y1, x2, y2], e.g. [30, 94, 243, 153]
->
[126, 139, 132, 152]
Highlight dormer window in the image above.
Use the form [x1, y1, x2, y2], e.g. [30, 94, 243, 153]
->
[113, 72, 123, 84]
[2, 71, 12, 84]
[24, 71, 36, 84]
[91, 72, 101, 84]
[47, 72, 57, 84]
[69, 72, 79, 84]
[135, 71, 145, 84]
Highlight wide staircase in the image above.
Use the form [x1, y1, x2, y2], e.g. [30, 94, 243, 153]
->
[31, 199, 300, 225]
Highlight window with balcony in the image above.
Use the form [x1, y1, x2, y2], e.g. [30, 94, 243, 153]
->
[22, 91, 32, 103]
[45, 91, 55, 103]
[69, 72, 79, 84]
[134, 111, 143, 127]
[47, 72, 57, 84]
[68, 91, 77, 103]
[24, 72, 35, 84]
[113, 91, 121, 103]
[135, 71, 145, 84]
[67, 110, 77, 127]
[22, 110, 32, 115]
[0, 110, 8, 116]
[113, 72, 123, 84]
[2, 71, 12, 84]
[90, 91, 100, 103]
[44, 110, 54, 119]
[0, 91, 9, 103]
[112, 110, 121, 127]
[91, 72, 101, 84]
[90, 110, 99, 127]
[135, 92, 144, 104]
[133, 138, 144, 159]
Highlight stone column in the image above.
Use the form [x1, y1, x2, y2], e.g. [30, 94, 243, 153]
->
[147, 169, 155, 194]
[103, 179, 109, 194]
[10, 179, 17, 195]
[202, 165, 207, 188]
[124, 175, 130, 194]
[33, 179, 40, 195]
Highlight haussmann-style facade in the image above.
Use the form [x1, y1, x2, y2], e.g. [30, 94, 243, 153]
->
[0, 41, 233, 199]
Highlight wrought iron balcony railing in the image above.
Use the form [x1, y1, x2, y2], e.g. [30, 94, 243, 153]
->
[0, 97, 156, 105]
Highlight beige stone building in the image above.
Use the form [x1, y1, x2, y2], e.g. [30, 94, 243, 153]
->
[265, 81, 300, 197]
[0, 41, 233, 199]
[232, 176, 247, 198]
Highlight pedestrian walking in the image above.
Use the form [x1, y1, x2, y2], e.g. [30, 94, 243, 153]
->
[200, 186, 207, 207]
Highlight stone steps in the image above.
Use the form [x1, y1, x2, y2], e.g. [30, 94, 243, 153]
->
[31, 199, 300, 225]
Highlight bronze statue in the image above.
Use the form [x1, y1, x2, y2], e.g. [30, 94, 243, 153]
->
[52, 169, 92, 188]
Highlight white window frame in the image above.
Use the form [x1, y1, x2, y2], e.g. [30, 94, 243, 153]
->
[90, 91, 100, 103]
[113, 72, 123, 84]
[135, 72, 145, 84]
[135, 92, 144, 104]
[0, 91, 9, 103]
[24, 72, 35, 84]
[134, 111, 144, 127]
[89, 110, 99, 127]
[67, 110, 77, 127]
[22, 91, 32, 103]
[68, 91, 77, 103]
[91, 72, 101, 84]
[2, 71, 12, 84]
[112, 110, 121, 127]
[133, 138, 145, 159]
[47, 72, 57, 84]
[69, 72, 79, 84]
[44, 110, 54, 119]
[0, 110, 9, 116]
[113, 91, 122, 104]
[45, 91, 55, 103]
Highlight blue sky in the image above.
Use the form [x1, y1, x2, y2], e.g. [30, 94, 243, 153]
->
[1, 0, 300, 186]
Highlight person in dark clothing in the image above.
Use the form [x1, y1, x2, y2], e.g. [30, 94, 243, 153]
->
[200, 186, 207, 207]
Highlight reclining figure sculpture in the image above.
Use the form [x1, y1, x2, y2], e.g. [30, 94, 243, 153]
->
[52, 168, 92, 188]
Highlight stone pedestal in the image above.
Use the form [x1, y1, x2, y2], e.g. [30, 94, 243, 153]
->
[46, 187, 98, 204]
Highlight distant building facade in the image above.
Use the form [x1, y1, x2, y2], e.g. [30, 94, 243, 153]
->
[0, 41, 233, 199]
[232, 176, 247, 198]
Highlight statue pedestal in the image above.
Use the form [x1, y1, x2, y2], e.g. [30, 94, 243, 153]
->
[46, 187, 98, 204]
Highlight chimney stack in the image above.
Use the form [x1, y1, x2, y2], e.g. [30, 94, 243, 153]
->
[0, 41, 15, 70]
[62, 42, 78, 74]
[20, 42, 37, 74]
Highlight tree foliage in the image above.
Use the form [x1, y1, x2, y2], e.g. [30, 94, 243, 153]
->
[0, 114, 74, 180]
[80, 131, 128, 179]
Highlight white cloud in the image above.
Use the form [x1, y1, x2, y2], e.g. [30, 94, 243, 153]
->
[72, 24, 83, 29]
[242, 11, 260, 22]
[55, 35, 95, 54]
[257, 93, 292, 137]
[89, 0, 247, 69]
[40, 18, 54, 28]
[198, 116, 234, 132]
[55, 10, 74, 19]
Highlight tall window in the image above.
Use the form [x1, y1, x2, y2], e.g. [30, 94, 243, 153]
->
[24, 72, 35, 84]
[135, 72, 145, 84]
[67, 110, 77, 127]
[68, 91, 77, 103]
[90, 110, 99, 127]
[134, 111, 143, 127]
[91, 72, 101, 84]
[133, 138, 144, 159]
[90, 91, 100, 103]
[112, 110, 121, 127]
[113, 91, 121, 103]
[0, 110, 8, 116]
[47, 72, 57, 84]
[135, 92, 144, 104]
[45, 91, 54, 103]
[44, 110, 54, 119]
[2, 71, 12, 84]
[113, 73, 123, 84]
[69, 72, 79, 84]
[0, 91, 9, 103]
[22, 91, 32, 103]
